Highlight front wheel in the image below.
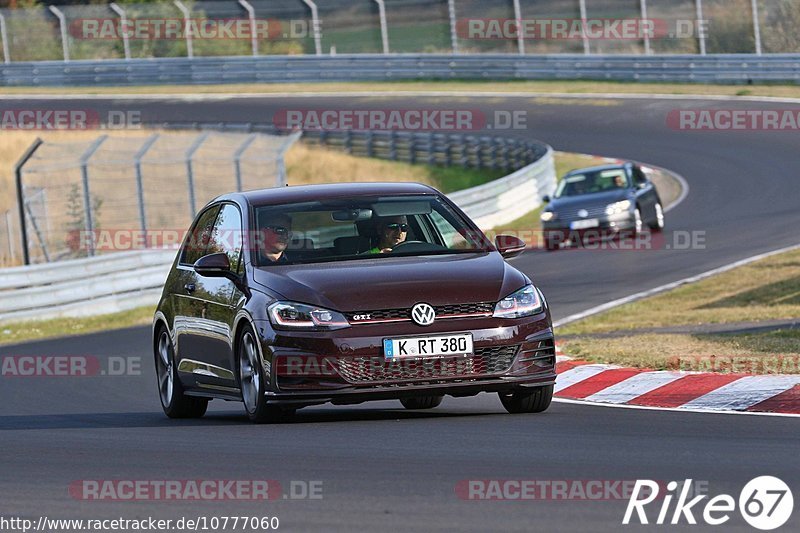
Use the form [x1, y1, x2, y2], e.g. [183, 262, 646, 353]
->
[649, 202, 665, 232]
[238, 326, 294, 423]
[499, 385, 553, 414]
[154, 327, 208, 419]
[400, 395, 443, 410]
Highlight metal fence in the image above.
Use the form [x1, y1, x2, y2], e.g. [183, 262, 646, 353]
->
[11, 130, 300, 265]
[0, 0, 796, 64]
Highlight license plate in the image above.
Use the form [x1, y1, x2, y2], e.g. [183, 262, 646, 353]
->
[383, 333, 473, 359]
[570, 219, 600, 230]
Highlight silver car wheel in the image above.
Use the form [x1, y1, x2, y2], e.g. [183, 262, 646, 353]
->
[240, 331, 261, 413]
[157, 331, 174, 407]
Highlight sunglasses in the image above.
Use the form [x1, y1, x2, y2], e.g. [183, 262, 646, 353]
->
[264, 225, 291, 236]
[385, 223, 409, 232]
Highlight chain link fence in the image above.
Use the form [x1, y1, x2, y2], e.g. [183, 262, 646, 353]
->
[10, 130, 300, 265]
[0, 0, 798, 63]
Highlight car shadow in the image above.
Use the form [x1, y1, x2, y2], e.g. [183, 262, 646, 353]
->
[0, 407, 505, 431]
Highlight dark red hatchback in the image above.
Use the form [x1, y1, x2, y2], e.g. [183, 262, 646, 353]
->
[152, 183, 556, 423]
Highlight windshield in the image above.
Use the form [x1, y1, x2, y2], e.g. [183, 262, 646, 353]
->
[554, 168, 629, 198]
[252, 195, 491, 266]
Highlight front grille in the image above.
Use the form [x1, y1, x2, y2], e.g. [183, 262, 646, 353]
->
[346, 302, 494, 323]
[557, 205, 607, 220]
[335, 345, 519, 384]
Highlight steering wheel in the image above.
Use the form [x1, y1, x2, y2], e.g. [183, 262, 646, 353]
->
[390, 240, 426, 251]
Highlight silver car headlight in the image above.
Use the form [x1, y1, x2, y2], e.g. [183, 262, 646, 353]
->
[605, 199, 632, 216]
[268, 301, 350, 330]
[493, 285, 545, 318]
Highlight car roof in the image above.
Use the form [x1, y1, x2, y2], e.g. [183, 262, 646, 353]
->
[565, 162, 631, 176]
[215, 182, 439, 207]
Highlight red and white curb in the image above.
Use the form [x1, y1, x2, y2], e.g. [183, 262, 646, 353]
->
[553, 353, 800, 416]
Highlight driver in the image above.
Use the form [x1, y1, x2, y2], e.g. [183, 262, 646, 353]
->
[614, 174, 627, 188]
[366, 215, 408, 254]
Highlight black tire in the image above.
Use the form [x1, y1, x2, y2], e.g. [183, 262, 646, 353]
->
[400, 395, 444, 410]
[648, 202, 665, 232]
[499, 385, 554, 414]
[238, 325, 294, 424]
[154, 326, 208, 419]
[544, 232, 561, 251]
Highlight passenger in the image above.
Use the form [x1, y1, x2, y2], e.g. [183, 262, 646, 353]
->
[614, 174, 628, 189]
[366, 215, 408, 254]
[259, 213, 292, 263]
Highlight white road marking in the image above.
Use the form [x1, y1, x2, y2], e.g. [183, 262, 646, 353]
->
[584, 371, 684, 404]
[553, 397, 800, 418]
[554, 364, 615, 393]
[679, 375, 800, 411]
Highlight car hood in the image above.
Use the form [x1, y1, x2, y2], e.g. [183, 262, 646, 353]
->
[549, 189, 632, 212]
[252, 252, 528, 312]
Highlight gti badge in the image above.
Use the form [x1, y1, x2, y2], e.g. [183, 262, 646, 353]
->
[411, 303, 436, 326]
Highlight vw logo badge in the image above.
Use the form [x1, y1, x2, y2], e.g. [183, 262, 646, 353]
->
[411, 303, 436, 326]
[577, 209, 589, 218]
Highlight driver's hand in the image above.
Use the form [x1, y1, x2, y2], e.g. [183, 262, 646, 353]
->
[380, 248, 393, 253]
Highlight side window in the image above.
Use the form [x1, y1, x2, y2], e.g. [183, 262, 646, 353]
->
[181, 206, 220, 265]
[206, 204, 244, 274]
[429, 210, 469, 249]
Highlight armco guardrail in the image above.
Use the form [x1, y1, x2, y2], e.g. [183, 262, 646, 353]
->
[1, 128, 554, 323]
[0, 250, 176, 323]
[1, 54, 800, 87]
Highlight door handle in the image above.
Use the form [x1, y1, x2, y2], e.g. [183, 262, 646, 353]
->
[184, 283, 196, 293]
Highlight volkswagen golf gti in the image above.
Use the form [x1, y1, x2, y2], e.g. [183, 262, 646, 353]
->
[152, 183, 556, 423]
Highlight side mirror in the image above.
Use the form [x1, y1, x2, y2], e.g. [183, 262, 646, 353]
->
[542, 195, 551, 203]
[194, 252, 231, 278]
[495, 235, 527, 259]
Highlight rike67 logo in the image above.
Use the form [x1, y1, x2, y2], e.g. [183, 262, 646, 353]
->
[624, 477, 793, 530]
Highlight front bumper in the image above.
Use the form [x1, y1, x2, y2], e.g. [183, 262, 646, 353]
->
[543, 213, 636, 242]
[253, 315, 555, 406]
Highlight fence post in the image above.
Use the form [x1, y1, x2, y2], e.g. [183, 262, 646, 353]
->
[0, 12, 9, 63]
[48, 6, 70, 62]
[15, 138, 43, 265]
[695, 0, 706, 55]
[447, 0, 458, 54]
[233, 133, 258, 192]
[185, 131, 210, 218]
[173, 0, 194, 59]
[301, 0, 322, 56]
[374, 0, 390, 54]
[389, 131, 397, 161]
[109, 3, 131, 60]
[640, 0, 651, 55]
[134, 133, 159, 236]
[276, 131, 302, 187]
[512, 0, 525, 55]
[578, 0, 589, 55]
[238, 0, 259, 56]
[366, 130, 374, 157]
[79, 136, 108, 257]
[750, 0, 762, 55]
[4, 210, 14, 262]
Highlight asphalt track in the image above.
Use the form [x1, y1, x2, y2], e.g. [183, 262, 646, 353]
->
[1, 94, 798, 532]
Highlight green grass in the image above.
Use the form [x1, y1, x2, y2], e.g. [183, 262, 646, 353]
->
[560, 248, 800, 374]
[0, 306, 155, 346]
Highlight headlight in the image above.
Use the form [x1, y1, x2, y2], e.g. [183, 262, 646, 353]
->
[268, 301, 350, 330]
[493, 285, 544, 318]
[540, 211, 557, 222]
[605, 199, 632, 216]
